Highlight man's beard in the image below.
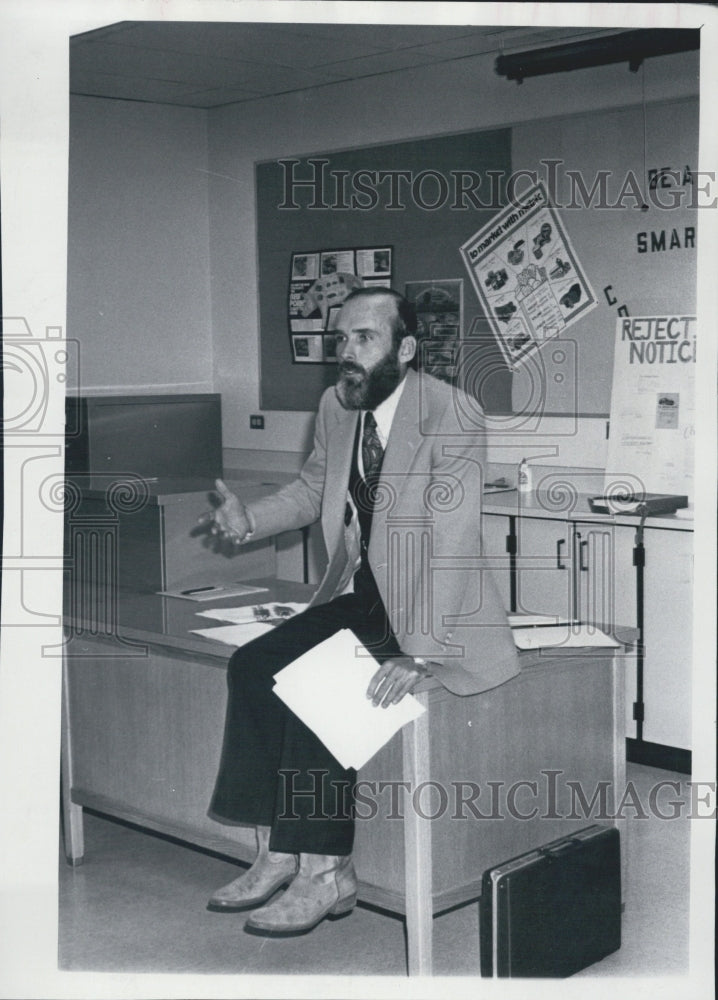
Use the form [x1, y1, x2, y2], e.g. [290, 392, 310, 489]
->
[335, 348, 403, 411]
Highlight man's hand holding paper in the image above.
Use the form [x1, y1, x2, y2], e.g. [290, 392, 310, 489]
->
[272, 629, 427, 770]
[366, 655, 431, 708]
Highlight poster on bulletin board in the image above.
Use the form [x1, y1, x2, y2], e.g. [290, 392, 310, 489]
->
[459, 183, 597, 368]
[287, 246, 393, 364]
[604, 315, 696, 504]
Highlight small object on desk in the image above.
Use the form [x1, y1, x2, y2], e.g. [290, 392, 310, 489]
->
[484, 477, 516, 495]
[517, 458, 532, 493]
[197, 602, 309, 624]
[157, 582, 269, 602]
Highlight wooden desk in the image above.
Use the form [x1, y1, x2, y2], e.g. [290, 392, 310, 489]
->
[61, 581, 630, 975]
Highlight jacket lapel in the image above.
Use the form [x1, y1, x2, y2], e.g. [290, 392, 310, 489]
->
[380, 368, 423, 480]
[323, 406, 358, 557]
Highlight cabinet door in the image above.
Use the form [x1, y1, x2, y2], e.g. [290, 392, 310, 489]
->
[573, 522, 638, 739]
[515, 517, 573, 619]
[573, 522, 637, 631]
[642, 528, 693, 750]
[481, 513, 512, 612]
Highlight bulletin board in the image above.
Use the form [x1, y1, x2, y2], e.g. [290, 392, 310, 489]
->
[510, 97, 698, 416]
[255, 98, 698, 417]
[256, 127, 512, 411]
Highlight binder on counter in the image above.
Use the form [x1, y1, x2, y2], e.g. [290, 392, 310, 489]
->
[587, 493, 687, 516]
[480, 825, 621, 978]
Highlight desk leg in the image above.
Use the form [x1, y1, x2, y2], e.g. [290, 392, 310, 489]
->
[61, 652, 84, 865]
[402, 693, 433, 976]
[612, 651, 628, 899]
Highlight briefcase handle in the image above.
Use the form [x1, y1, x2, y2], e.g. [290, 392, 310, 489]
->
[539, 837, 582, 861]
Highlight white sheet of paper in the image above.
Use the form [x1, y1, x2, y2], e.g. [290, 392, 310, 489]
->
[508, 614, 577, 628]
[190, 622, 275, 646]
[272, 629, 426, 770]
[197, 602, 308, 623]
[512, 623, 620, 650]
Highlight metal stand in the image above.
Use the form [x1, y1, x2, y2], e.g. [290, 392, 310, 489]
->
[625, 509, 692, 774]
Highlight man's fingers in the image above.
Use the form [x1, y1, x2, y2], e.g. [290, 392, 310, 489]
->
[214, 478, 232, 499]
[390, 674, 417, 706]
[214, 479, 239, 510]
[374, 663, 405, 707]
[366, 661, 391, 700]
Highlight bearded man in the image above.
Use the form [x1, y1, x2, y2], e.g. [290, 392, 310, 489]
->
[201, 287, 518, 936]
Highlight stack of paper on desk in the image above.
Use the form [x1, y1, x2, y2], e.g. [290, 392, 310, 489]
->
[272, 629, 426, 770]
[510, 621, 620, 650]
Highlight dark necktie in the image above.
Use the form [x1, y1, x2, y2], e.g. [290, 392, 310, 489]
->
[361, 411, 384, 480]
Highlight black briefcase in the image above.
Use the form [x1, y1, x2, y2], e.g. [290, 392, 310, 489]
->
[480, 825, 621, 978]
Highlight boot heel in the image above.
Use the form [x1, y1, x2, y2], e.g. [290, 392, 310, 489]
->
[329, 892, 357, 916]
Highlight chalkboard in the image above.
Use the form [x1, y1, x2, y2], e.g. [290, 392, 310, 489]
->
[256, 127, 512, 412]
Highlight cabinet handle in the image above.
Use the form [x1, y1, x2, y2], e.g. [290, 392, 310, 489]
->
[580, 539, 589, 572]
[556, 538, 566, 570]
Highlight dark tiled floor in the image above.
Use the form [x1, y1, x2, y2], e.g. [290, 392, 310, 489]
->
[59, 763, 690, 977]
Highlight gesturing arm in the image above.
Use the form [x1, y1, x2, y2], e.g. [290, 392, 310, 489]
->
[198, 390, 334, 547]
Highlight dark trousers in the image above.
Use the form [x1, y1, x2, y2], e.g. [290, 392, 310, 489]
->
[209, 593, 401, 856]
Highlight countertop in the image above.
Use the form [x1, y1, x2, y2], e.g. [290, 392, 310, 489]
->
[482, 489, 693, 530]
[67, 472, 693, 530]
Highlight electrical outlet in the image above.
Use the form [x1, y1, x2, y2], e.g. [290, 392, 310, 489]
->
[250, 414, 265, 429]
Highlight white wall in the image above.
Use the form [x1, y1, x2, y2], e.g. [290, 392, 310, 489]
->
[206, 48, 699, 458]
[67, 96, 213, 394]
[65, 48, 699, 459]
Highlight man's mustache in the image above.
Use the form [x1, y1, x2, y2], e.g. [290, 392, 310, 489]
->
[338, 362, 366, 378]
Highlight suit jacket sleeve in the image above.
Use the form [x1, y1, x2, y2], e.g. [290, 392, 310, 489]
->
[374, 374, 519, 696]
[243, 391, 331, 541]
[420, 423, 520, 696]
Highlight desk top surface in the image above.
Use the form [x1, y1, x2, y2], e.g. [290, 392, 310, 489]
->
[64, 577, 636, 687]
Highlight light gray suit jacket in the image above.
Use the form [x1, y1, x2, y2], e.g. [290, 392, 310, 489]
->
[246, 369, 519, 696]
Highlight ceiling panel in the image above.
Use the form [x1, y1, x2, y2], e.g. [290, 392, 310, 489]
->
[69, 22, 623, 109]
[70, 71, 201, 104]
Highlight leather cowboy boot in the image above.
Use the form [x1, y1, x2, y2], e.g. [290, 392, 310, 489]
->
[244, 851, 357, 936]
[207, 825, 298, 911]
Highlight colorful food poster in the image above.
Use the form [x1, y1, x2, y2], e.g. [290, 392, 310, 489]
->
[604, 315, 696, 502]
[459, 183, 596, 367]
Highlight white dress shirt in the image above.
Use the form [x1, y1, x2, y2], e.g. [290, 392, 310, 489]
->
[357, 374, 407, 476]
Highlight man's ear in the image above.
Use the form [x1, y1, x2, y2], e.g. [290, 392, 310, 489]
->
[398, 335, 417, 364]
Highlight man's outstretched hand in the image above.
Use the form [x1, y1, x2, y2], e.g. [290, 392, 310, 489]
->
[367, 656, 430, 708]
[195, 479, 253, 549]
